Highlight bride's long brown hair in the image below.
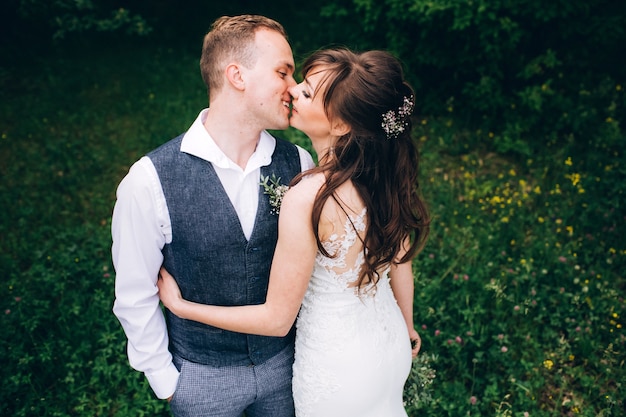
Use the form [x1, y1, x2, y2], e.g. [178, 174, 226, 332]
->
[293, 48, 430, 289]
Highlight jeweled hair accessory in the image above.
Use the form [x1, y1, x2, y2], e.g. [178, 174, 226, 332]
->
[381, 95, 414, 139]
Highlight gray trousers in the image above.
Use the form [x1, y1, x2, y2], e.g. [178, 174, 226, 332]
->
[169, 344, 295, 417]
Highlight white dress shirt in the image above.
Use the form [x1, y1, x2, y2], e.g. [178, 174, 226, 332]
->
[112, 109, 315, 399]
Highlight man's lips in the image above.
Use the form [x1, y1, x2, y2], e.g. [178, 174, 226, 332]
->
[284, 100, 296, 117]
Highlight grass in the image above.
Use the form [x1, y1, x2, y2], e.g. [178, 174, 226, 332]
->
[403, 117, 625, 415]
[1, 38, 624, 416]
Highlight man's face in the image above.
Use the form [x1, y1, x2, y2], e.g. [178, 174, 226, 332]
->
[242, 29, 296, 131]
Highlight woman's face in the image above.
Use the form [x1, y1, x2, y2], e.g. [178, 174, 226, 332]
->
[288, 65, 334, 147]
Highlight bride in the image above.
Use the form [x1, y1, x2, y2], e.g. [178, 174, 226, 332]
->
[158, 47, 430, 416]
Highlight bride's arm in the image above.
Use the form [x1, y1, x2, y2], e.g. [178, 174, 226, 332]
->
[157, 181, 317, 337]
[389, 239, 421, 357]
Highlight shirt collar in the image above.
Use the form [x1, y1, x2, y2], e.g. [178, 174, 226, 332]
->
[180, 109, 276, 171]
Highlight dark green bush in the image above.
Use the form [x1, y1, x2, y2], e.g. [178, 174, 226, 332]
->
[13, 0, 152, 39]
[318, 0, 626, 158]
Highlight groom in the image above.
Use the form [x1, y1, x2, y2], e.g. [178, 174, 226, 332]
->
[112, 15, 314, 416]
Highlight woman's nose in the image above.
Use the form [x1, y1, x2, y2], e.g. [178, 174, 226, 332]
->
[287, 85, 297, 98]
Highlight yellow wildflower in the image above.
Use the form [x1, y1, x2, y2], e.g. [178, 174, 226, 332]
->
[568, 173, 581, 185]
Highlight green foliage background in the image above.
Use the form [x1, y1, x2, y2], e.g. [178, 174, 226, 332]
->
[1, 0, 624, 415]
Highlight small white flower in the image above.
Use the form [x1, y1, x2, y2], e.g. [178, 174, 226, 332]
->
[260, 174, 289, 215]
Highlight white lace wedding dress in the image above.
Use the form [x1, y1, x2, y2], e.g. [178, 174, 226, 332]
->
[292, 208, 412, 417]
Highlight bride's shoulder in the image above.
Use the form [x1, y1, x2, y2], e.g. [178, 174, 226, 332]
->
[281, 173, 324, 213]
[288, 173, 325, 198]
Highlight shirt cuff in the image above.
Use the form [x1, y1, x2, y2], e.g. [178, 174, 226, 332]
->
[145, 362, 180, 399]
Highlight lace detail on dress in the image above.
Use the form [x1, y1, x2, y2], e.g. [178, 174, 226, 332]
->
[293, 332, 342, 417]
[293, 206, 410, 417]
[294, 295, 357, 417]
[315, 208, 377, 294]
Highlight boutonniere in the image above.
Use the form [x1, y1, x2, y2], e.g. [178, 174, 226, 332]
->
[260, 174, 289, 215]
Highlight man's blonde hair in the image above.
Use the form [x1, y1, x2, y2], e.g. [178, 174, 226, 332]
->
[200, 15, 288, 94]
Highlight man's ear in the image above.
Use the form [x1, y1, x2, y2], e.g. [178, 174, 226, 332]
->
[330, 119, 351, 137]
[225, 63, 246, 91]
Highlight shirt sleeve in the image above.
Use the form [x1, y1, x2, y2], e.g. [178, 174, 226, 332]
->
[111, 157, 179, 399]
[296, 145, 317, 171]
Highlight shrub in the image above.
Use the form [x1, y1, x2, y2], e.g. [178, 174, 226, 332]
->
[14, 0, 152, 39]
[318, 0, 626, 158]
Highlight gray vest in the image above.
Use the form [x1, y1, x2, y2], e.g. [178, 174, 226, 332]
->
[149, 133, 301, 366]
